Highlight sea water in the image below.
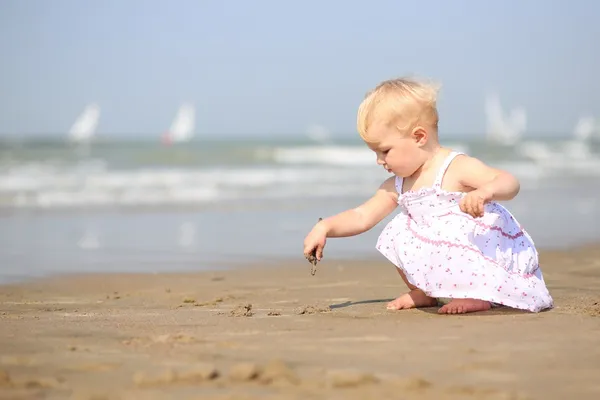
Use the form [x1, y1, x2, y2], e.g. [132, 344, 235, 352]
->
[0, 134, 599, 283]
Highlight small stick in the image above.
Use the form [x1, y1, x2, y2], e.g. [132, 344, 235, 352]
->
[305, 218, 323, 276]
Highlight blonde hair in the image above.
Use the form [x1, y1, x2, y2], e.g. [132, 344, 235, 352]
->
[357, 77, 440, 142]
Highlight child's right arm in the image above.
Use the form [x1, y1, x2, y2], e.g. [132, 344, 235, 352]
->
[303, 176, 398, 260]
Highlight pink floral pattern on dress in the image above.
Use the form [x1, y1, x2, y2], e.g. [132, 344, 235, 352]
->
[376, 152, 554, 312]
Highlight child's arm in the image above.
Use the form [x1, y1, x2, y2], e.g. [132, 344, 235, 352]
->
[321, 176, 398, 237]
[453, 155, 520, 217]
[303, 177, 398, 259]
[455, 156, 520, 200]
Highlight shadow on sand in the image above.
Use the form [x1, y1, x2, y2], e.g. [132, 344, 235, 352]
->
[329, 298, 535, 316]
[329, 298, 394, 309]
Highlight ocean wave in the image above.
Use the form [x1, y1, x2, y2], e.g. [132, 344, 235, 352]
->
[1, 141, 600, 209]
[271, 143, 470, 166]
[0, 164, 387, 208]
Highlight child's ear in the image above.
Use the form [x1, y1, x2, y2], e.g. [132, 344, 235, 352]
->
[411, 126, 428, 147]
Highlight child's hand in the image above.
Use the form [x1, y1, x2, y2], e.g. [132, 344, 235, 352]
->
[459, 188, 493, 218]
[303, 222, 328, 262]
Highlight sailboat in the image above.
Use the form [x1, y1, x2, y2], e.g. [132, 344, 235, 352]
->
[68, 103, 101, 144]
[572, 116, 597, 142]
[161, 103, 195, 145]
[484, 93, 526, 146]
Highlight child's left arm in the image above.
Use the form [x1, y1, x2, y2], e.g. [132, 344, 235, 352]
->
[454, 156, 520, 217]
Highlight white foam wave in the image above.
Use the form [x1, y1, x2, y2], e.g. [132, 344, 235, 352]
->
[273, 143, 471, 166]
[273, 146, 375, 166]
[1, 147, 598, 209]
[516, 140, 600, 175]
[0, 163, 387, 209]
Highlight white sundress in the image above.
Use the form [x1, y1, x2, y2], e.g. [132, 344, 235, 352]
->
[376, 151, 554, 312]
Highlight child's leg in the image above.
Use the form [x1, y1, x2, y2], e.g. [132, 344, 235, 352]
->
[387, 267, 438, 310]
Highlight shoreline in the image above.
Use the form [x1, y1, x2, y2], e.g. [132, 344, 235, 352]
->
[2, 241, 600, 287]
[0, 245, 599, 399]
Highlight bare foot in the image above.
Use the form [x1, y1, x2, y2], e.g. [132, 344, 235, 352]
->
[438, 298, 491, 314]
[387, 289, 438, 310]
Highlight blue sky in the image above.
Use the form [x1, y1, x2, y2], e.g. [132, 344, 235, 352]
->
[0, 0, 598, 138]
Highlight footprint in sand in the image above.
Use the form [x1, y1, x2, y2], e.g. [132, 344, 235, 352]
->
[229, 360, 299, 385]
[295, 305, 331, 315]
[230, 303, 253, 317]
[133, 364, 218, 387]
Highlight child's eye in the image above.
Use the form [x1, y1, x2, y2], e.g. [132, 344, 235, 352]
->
[381, 149, 390, 155]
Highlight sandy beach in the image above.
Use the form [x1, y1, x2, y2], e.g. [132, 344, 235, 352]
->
[1, 245, 599, 400]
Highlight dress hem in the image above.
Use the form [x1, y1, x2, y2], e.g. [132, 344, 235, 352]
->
[377, 249, 553, 313]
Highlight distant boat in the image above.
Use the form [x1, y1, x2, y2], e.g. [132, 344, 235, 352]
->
[572, 116, 597, 141]
[68, 103, 100, 144]
[484, 93, 526, 146]
[162, 103, 195, 145]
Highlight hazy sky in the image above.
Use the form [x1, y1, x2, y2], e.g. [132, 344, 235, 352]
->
[0, 0, 598, 138]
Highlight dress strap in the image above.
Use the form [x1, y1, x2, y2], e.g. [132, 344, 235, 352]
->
[394, 176, 404, 194]
[433, 151, 464, 188]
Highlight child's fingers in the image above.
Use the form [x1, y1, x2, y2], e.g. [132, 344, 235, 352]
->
[460, 195, 483, 217]
[470, 203, 479, 218]
[303, 243, 315, 257]
[459, 198, 468, 214]
[464, 199, 474, 217]
[303, 246, 309, 257]
[317, 245, 324, 261]
[471, 202, 478, 217]
[477, 199, 485, 217]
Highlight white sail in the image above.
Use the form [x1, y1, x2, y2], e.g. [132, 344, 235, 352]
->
[572, 116, 596, 141]
[484, 93, 526, 146]
[164, 103, 195, 143]
[68, 103, 100, 143]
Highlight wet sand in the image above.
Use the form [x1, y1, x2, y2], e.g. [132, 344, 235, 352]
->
[1, 246, 599, 400]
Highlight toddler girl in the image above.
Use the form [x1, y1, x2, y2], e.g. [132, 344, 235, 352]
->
[303, 77, 553, 314]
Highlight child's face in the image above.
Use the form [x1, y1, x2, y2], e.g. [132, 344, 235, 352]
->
[364, 121, 427, 178]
